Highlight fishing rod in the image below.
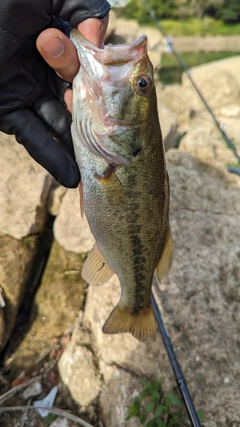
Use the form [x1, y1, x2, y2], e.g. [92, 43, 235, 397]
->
[151, 289, 201, 427]
[141, 0, 240, 167]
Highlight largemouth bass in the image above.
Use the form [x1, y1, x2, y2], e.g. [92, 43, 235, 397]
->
[70, 30, 173, 342]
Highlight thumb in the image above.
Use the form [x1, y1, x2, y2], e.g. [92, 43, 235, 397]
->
[36, 28, 80, 83]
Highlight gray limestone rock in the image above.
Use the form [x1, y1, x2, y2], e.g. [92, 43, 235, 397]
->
[58, 325, 102, 407]
[99, 369, 143, 427]
[0, 132, 52, 351]
[0, 133, 52, 239]
[181, 56, 240, 114]
[53, 188, 95, 254]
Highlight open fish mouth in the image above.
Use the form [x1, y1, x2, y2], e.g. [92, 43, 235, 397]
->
[71, 30, 153, 165]
[70, 30, 148, 67]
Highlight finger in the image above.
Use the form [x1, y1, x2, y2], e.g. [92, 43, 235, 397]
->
[0, 109, 80, 188]
[77, 15, 109, 48]
[36, 28, 80, 82]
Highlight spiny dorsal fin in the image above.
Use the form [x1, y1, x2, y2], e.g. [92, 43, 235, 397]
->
[155, 227, 173, 282]
[82, 243, 114, 286]
[102, 304, 156, 342]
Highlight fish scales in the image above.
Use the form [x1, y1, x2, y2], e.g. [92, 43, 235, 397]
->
[71, 30, 173, 342]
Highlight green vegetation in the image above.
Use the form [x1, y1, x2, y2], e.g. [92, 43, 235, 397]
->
[159, 51, 239, 84]
[158, 18, 240, 36]
[126, 379, 204, 426]
[115, 0, 240, 34]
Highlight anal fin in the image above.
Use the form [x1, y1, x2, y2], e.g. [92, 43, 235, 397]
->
[82, 243, 114, 286]
[156, 227, 173, 282]
[102, 303, 156, 342]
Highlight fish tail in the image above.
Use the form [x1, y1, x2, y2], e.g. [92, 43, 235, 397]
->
[102, 304, 156, 342]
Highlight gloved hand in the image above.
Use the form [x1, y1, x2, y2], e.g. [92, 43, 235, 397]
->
[0, 0, 110, 188]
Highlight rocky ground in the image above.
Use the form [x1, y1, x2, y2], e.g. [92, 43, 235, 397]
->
[1, 16, 240, 427]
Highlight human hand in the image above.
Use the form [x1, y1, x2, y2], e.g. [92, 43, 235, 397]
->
[0, 0, 110, 188]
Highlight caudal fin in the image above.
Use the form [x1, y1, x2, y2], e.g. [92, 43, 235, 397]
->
[102, 304, 156, 342]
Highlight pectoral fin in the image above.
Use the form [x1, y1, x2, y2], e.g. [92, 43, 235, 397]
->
[82, 243, 114, 286]
[155, 227, 173, 282]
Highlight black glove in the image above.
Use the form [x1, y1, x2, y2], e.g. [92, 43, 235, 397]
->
[0, 0, 110, 188]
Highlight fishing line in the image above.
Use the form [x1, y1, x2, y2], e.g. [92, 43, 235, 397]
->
[141, 0, 240, 170]
[151, 288, 201, 427]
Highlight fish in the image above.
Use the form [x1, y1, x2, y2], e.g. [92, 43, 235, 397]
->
[70, 29, 173, 342]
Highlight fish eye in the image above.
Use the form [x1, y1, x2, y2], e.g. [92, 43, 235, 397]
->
[135, 75, 152, 94]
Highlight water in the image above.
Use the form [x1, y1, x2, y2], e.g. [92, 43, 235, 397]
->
[158, 51, 240, 84]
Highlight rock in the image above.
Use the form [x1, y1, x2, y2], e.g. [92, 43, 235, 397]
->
[109, 18, 140, 45]
[0, 133, 52, 239]
[157, 83, 190, 132]
[181, 56, 240, 115]
[0, 132, 53, 351]
[172, 35, 240, 53]
[0, 234, 38, 351]
[48, 184, 67, 216]
[178, 118, 238, 166]
[79, 150, 240, 426]
[106, 10, 117, 40]
[49, 418, 79, 427]
[22, 380, 43, 400]
[100, 370, 142, 427]
[156, 86, 178, 151]
[58, 325, 102, 407]
[158, 56, 240, 166]
[7, 240, 87, 377]
[53, 188, 95, 254]
[49, 418, 68, 427]
[84, 276, 172, 387]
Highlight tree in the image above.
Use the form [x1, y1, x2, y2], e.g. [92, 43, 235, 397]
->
[215, 0, 240, 22]
[124, 0, 179, 24]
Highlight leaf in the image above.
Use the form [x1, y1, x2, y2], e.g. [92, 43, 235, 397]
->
[139, 413, 147, 424]
[197, 408, 205, 422]
[146, 419, 156, 427]
[154, 405, 164, 418]
[140, 379, 149, 387]
[139, 387, 151, 400]
[165, 393, 182, 407]
[145, 401, 156, 413]
[125, 411, 133, 421]
[151, 389, 161, 400]
[126, 397, 141, 420]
